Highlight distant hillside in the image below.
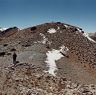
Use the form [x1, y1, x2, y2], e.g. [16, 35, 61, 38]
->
[89, 32, 96, 41]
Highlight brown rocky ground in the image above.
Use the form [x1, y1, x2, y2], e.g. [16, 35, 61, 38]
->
[0, 63, 96, 95]
[0, 22, 96, 94]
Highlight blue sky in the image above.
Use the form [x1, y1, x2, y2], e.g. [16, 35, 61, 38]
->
[0, 0, 96, 32]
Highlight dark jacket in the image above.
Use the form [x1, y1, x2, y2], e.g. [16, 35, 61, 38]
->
[13, 52, 17, 60]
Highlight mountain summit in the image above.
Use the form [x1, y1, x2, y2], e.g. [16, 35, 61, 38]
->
[0, 22, 96, 94]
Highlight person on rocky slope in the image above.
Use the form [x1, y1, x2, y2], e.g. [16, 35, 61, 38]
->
[13, 51, 17, 65]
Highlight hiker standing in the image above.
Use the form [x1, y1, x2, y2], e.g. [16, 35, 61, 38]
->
[13, 51, 17, 65]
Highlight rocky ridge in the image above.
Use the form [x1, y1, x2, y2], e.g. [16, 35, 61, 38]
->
[1, 22, 96, 68]
[0, 22, 96, 94]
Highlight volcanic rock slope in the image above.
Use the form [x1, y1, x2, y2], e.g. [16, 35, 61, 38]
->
[1, 22, 96, 67]
[0, 22, 96, 95]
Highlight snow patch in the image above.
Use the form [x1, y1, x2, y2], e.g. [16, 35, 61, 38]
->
[77, 28, 96, 43]
[47, 28, 57, 34]
[64, 25, 69, 28]
[77, 28, 82, 32]
[40, 33, 48, 44]
[45, 49, 63, 76]
[60, 45, 69, 53]
[36, 33, 52, 45]
[45, 45, 69, 76]
[0, 28, 7, 31]
[83, 32, 96, 43]
[57, 26, 60, 30]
